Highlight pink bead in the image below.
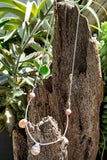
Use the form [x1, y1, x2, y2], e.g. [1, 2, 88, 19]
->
[19, 119, 27, 128]
[65, 108, 72, 115]
[29, 92, 35, 98]
[31, 144, 40, 156]
[61, 137, 69, 150]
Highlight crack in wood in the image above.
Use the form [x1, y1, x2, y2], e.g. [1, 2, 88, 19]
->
[84, 137, 93, 160]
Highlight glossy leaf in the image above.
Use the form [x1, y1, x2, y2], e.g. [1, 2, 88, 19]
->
[40, 65, 49, 75]
[34, 60, 40, 69]
[0, 7, 25, 20]
[35, 0, 47, 18]
[2, 49, 15, 65]
[42, 54, 49, 64]
[30, 41, 43, 51]
[4, 29, 16, 42]
[19, 67, 35, 74]
[0, 54, 11, 72]
[31, 1, 38, 17]
[23, 76, 34, 86]
[0, 75, 8, 85]
[24, 1, 33, 23]
[33, 30, 47, 37]
[14, 90, 24, 97]
[0, 18, 21, 27]
[0, 0, 26, 11]
[20, 52, 41, 62]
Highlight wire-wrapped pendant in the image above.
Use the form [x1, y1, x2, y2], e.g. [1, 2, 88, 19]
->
[61, 137, 69, 150]
[31, 143, 40, 156]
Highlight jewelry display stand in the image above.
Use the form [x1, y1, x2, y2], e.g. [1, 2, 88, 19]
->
[13, 2, 103, 160]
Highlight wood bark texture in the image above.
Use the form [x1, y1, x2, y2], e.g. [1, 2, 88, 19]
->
[13, 2, 103, 160]
[12, 129, 27, 160]
[26, 3, 103, 160]
[83, 0, 107, 28]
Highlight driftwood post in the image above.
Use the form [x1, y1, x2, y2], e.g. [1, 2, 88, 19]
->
[13, 2, 103, 160]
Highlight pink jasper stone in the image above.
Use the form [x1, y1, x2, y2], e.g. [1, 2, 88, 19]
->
[65, 108, 72, 115]
[31, 144, 40, 156]
[29, 92, 35, 98]
[19, 119, 27, 128]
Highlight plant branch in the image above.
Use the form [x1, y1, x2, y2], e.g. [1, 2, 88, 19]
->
[22, 4, 53, 51]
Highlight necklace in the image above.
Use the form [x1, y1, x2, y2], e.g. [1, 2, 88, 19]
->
[19, 0, 92, 156]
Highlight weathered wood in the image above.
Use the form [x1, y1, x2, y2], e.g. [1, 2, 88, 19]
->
[12, 129, 27, 160]
[27, 116, 68, 160]
[52, 3, 103, 160]
[13, 2, 103, 160]
[26, 3, 103, 160]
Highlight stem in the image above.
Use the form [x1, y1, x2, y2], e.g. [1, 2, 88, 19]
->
[22, 4, 53, 51]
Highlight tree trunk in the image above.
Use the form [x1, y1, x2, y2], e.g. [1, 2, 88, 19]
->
[13, 2, 103, 160]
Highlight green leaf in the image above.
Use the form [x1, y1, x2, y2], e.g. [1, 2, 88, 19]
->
[23, 76, 34, 87]
[2, 49, 15, 65]
[0, 54, 11, 72]
[14, 90, 24, 97]
[101, 114, 107, 119]
[42, 19, 50, 30]
[17, 111, 24, 119]
[18, 100, 25, 111]
[103, 96, 107, 102]
[20, 52, 41, 62]
[0, 7, 25, 20]
[90, 25, 102, 33]
[102, 119, 107, 124]
[19, 67, 35, 74]
[104, 105, 107, 109]
[31, 1, 38, 17]
[0, 97, 8, 106]
[35, 0, 47, 18]
[100, 22, 107, 42]
[34, 60, 40, 69]
[0, 0, 26, 12]
[19, 62, 32, 68]
[40, 65, 49, 75]
[42, 54, 49, 64]
[0, 18, 21, 27]
[0, 19, 10, 28]
[0, 75, 8, 85]
[4, 29, 16, 42]
[33, 30, 47, 37]
[24, 1, 33, 23]
[10, 103, 19, 111]
[30, 41, 43, 51]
